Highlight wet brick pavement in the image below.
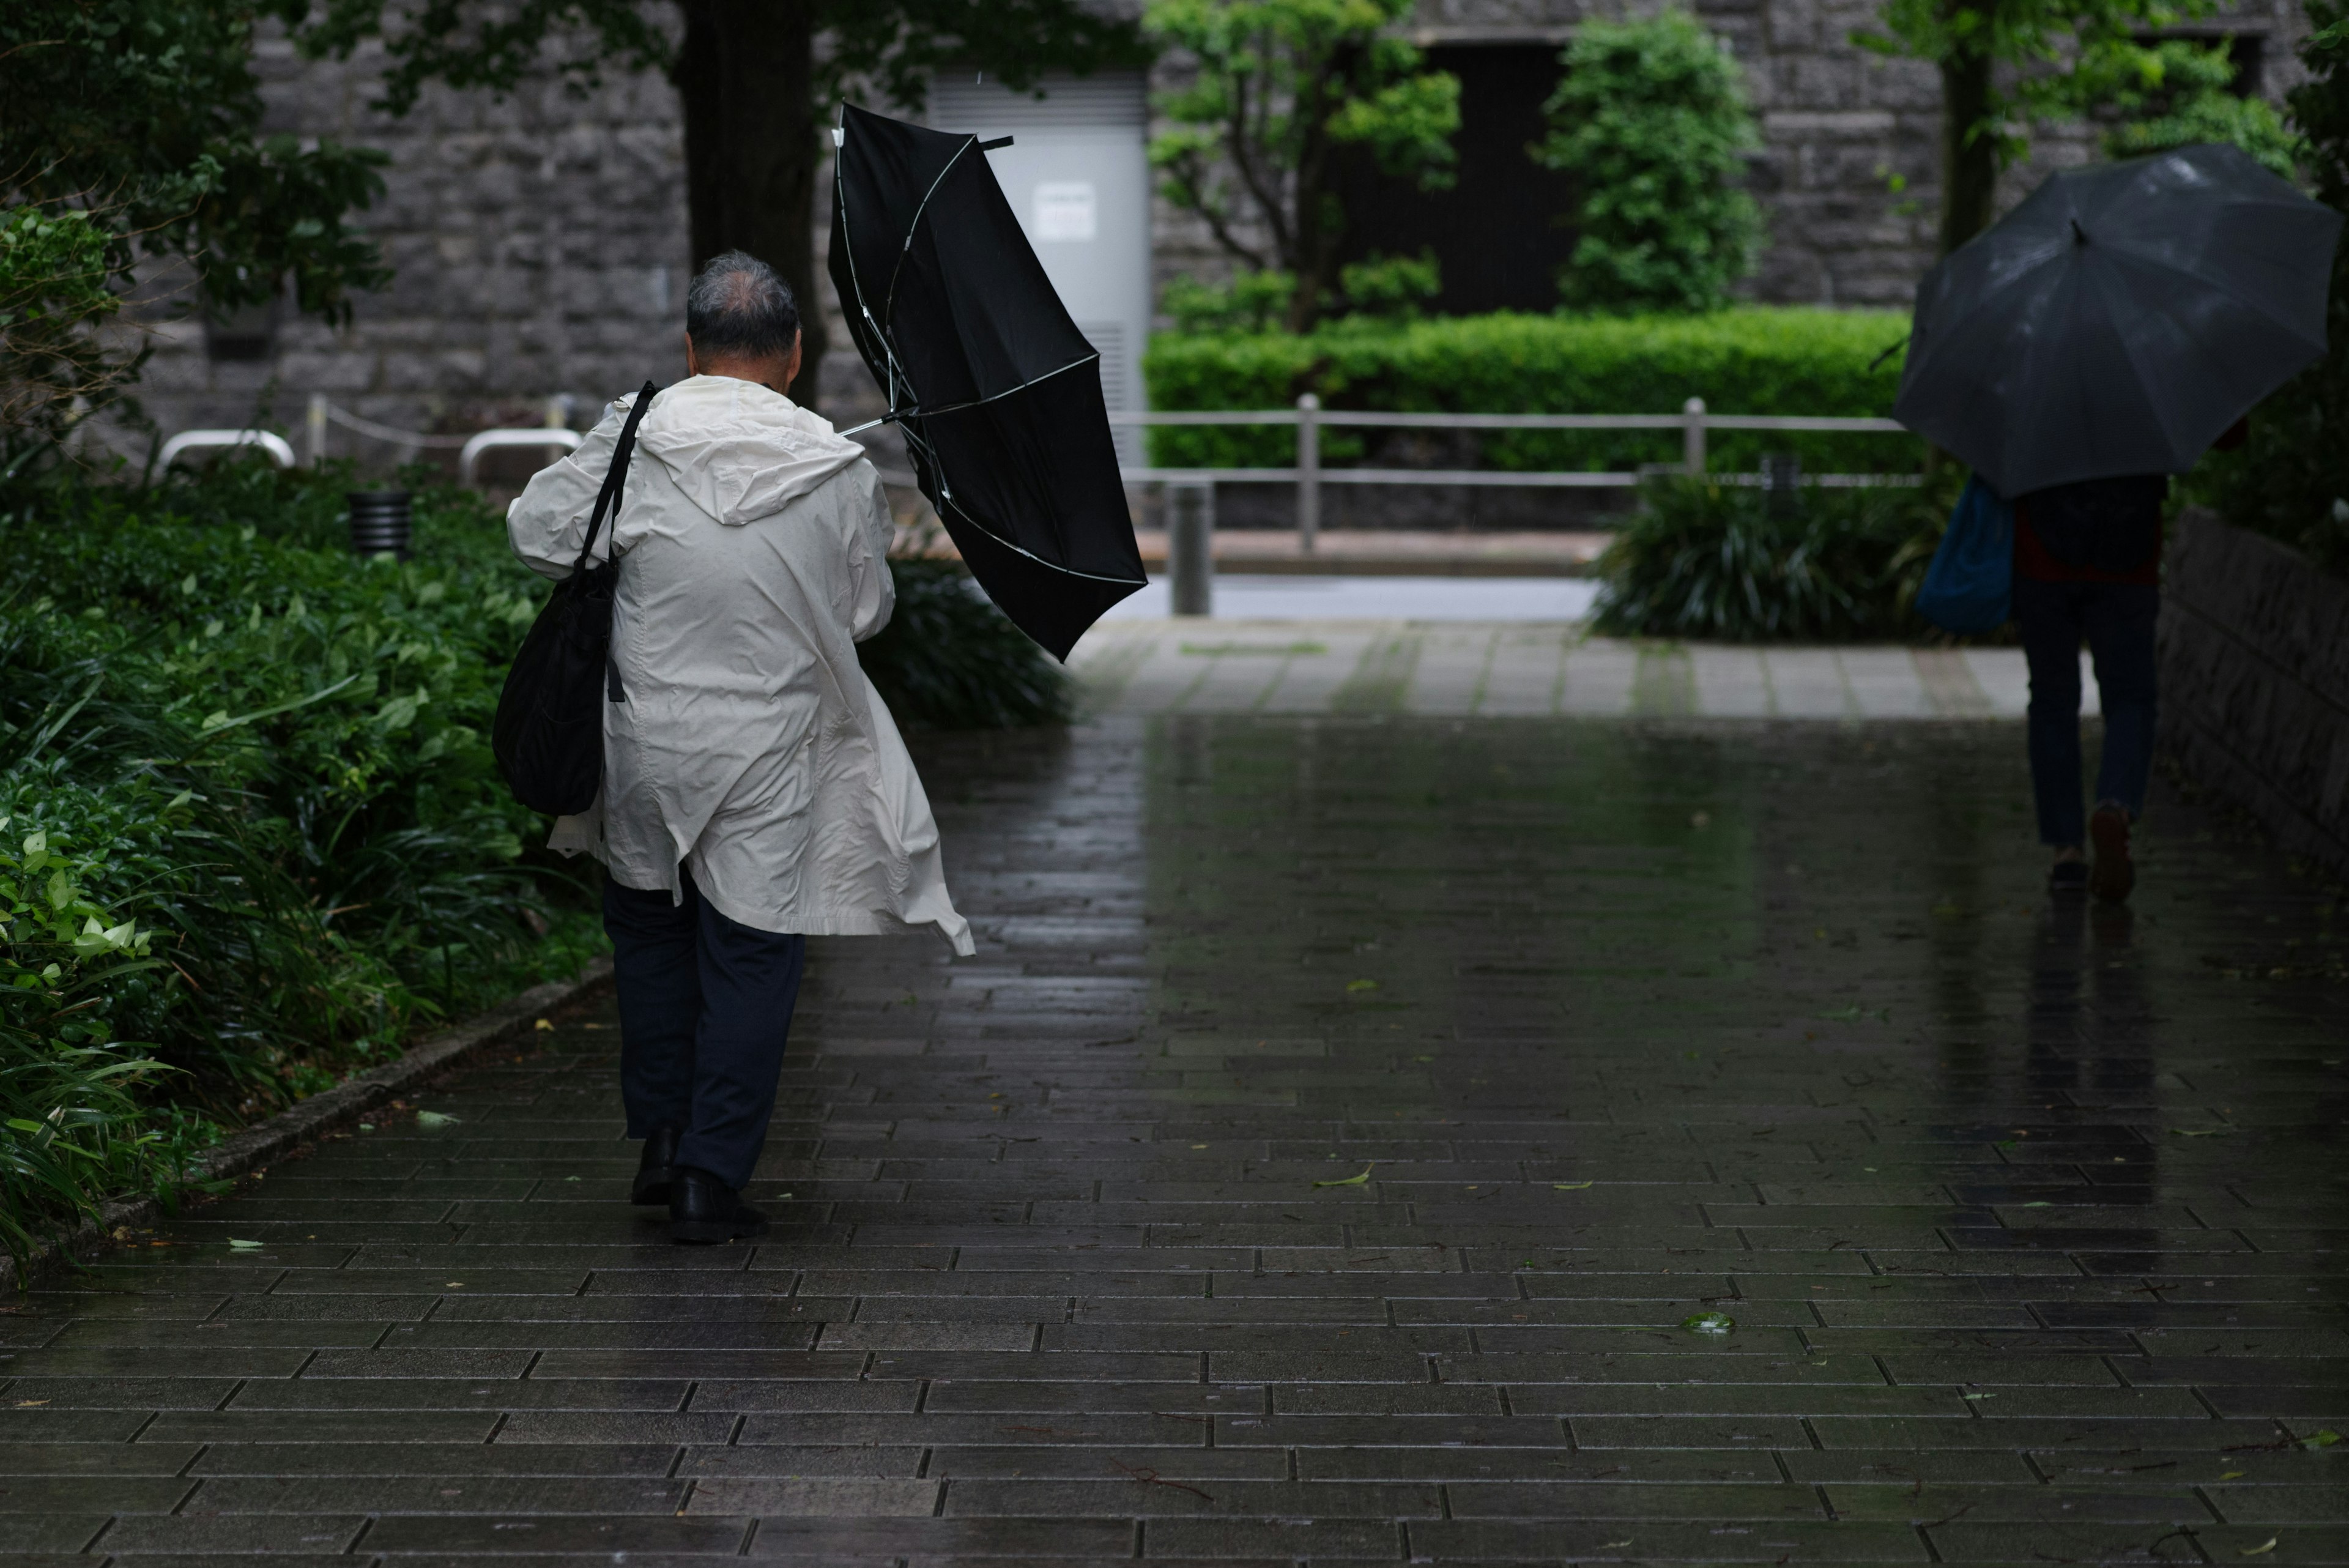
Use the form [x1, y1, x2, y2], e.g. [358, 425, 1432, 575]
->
[4, 716, 2346, 1565]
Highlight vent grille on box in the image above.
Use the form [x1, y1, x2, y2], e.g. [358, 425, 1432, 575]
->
[1077, 321, 1126, 411]
[1076, 320, 1139, 464]
[927, 72, 1148, 132]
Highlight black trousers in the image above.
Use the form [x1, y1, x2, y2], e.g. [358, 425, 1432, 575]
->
[603, 868, 805, 1191]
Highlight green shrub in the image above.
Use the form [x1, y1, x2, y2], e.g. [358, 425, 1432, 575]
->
[1591, 476, 1954, 642]
[1143, 308, 1918, 477]
[1531, 10, 1762, 313]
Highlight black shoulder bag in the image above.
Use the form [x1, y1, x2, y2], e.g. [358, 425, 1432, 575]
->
[492, 381, 658, 816]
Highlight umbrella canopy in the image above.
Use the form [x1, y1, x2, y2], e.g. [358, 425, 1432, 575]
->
[828, 103, 1145, 661]
[1894, 143, 2343, 499]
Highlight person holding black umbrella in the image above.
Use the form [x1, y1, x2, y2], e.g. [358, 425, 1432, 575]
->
[507, 251, 973, 1246]
[1893, 144, 2341, 903]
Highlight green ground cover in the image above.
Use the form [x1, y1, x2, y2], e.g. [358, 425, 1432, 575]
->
[0, 460, 1063, 1269]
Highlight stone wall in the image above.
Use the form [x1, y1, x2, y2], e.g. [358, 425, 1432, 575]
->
[124, 0, 2309, 467]
[2158, 509, 2349, 881]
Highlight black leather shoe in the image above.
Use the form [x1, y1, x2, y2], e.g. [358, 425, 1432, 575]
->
[669, 1165, 768, 1245]
[631, 1128, 681, 1206]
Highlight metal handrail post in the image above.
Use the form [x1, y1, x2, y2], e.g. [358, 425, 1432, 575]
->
[1683, 397, 1707, 475]
[1296, 393, 1321, 553]
[306, 395, 328, 467]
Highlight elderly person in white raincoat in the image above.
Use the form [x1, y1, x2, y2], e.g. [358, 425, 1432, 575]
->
[508, 251, 970, 1245]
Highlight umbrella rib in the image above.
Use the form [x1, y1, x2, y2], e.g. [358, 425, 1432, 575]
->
[940, 492, 1147, 588]
[901, 352, 1105, 422]
[832, 127, 926, 428]
[2093, 244, 2326, 341]
[885, 137, 980, 330]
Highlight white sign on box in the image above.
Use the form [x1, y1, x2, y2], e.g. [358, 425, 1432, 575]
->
[1032, 181, 1097, 242]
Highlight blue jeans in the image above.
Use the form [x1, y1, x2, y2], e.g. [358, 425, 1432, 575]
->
[603, 868, 805, 1191]
[2013, 577, 2159, 849]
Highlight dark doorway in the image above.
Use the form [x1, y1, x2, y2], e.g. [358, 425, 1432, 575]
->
[1334, 43, 1579, 316]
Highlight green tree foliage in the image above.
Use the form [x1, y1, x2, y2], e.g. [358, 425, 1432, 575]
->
[1854, 0, 2225, 253]
[2076, 38, 2298, 176]
[0, 1, 391, 324]
[1145, 0, 1459, 332]
[0, 209, 129, 446]
[1530, 10, 1762, 315]
[275, 0, 1146, 401]
[2198, 0, 2349, 573]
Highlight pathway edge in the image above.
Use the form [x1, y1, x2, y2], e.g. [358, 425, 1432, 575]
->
[0, 956, 615, 1293]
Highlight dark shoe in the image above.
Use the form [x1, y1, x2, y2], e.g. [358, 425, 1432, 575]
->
[631, 1127, 681, 1206]
[2049, 858, 2089, 893]
[2088, 806, 2136, 903]
[669, 1165, 768, 1245]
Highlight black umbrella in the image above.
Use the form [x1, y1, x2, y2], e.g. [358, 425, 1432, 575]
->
[1894, 144, 2342, 497]
[828, 103, 1145, 661]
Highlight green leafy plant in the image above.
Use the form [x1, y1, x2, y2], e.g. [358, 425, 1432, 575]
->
[1531, 10, 1762, 314]
[1591, 477, 1954, 642]
[1143, 308, 1917, 475]
[1145, 0, 1460, 332]
[0, 207, 132, 447]
[2190, 0, 2349, 576]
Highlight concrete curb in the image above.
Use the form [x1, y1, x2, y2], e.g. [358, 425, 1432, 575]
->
[0, 956, 614, 1294]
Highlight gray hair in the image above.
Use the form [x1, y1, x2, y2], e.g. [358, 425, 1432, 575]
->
[685, 251, 800, 360]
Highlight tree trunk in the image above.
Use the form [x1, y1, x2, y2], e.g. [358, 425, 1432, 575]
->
[673, 1, 825, 403]
[1938, 42, 1998, 256]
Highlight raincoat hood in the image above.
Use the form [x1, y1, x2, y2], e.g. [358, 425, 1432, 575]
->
[629, 376, 867, 527]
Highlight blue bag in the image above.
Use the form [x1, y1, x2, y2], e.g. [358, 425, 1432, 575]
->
[1914, 475, 2014, 633]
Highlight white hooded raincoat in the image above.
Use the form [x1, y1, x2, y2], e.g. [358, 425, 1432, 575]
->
[507, 376, 973, 956]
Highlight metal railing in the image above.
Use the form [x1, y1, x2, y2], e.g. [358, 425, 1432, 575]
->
[1105, 396, 1917, 552]
[297, 395, 582, 481]
[164, 404, 584, 488]
[160, 429, 298, 470]
[458, 427, 582, 484]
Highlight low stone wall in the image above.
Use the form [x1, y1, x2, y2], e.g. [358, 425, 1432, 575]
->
[2159, 507, 2349, 879]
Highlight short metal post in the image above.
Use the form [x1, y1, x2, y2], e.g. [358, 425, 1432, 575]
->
[1762, 451, 1802, 515]
[307, 395, 328, 467]
[1168, 480, 1214, 617]
[1682, 396, 1707, 475]
[545, 396, 570, 429]
[1296, 393, 1321, 553]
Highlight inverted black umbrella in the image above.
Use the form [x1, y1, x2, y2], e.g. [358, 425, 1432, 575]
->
[829, 103, 1145, 661]
[1894, 143, 2342, 498]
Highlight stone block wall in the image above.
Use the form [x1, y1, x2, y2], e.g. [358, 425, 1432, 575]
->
[121, 0, 2310, 467]
[2158, 510, 2349, 881]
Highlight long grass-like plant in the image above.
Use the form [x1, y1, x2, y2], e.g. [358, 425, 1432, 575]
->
[1593, 477, 1951, 642]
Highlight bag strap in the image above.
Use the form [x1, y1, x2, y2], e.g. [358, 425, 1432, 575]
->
[575, 380, 659, 574]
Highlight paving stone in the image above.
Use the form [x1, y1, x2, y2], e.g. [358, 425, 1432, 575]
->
[358, 1515, 752, 1553]
[189, 1443, 678, 1476]
[20, 716, 2347, 1564]
[0, 1478, 195, 1514]
[91, 1515, 370, 1552]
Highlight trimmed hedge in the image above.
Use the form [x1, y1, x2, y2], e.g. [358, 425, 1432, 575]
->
[1143, 309, 1919, 477]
